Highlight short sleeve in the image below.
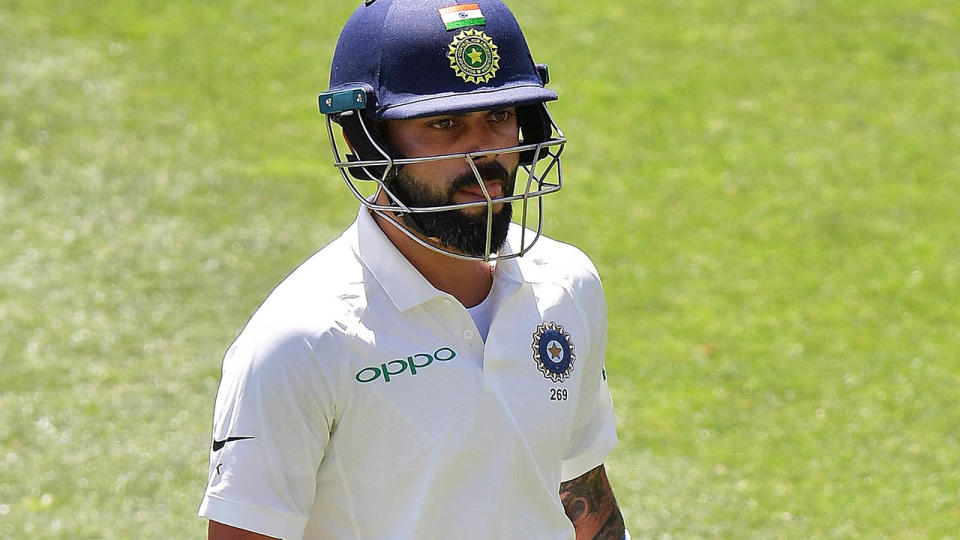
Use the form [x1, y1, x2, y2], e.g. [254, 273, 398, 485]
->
[198, 325, 342, 540]
[560, 258, 619, 481]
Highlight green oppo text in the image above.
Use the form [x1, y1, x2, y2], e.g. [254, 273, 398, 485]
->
[354, 347, 458, 383]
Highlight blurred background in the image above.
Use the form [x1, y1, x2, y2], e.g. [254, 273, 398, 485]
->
[1, 0, 958, 537]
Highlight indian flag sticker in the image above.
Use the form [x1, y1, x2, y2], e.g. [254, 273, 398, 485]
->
[439, 3, 485, 31]
[447, 29, 500, 84]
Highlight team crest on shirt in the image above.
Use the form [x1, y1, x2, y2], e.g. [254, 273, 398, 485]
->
[531, 322, 575, 383]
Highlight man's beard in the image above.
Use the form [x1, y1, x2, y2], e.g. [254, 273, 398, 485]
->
[386, 160, 516, 257]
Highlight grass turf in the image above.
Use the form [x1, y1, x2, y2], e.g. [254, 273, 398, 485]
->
[2, 0, 959, 537]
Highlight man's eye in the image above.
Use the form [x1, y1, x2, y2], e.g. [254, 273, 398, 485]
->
[430, 119, 456, 129]
[490, 110, 514, 122]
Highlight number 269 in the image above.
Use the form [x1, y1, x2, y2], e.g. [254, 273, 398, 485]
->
[550, 388, 568, 401]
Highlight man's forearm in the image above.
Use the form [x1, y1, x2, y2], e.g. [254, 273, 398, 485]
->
[559, 464, 626, 540]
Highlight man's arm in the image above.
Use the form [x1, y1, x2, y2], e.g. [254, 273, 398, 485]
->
[208, 520, 278, 540]
[559, 464, 625, 540]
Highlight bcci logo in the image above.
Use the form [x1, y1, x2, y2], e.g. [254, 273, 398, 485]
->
[447, 29, 500, 84]
[531, 322, 575, 383]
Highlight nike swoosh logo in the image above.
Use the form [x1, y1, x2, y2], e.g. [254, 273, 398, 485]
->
[212, 436, 255, 452]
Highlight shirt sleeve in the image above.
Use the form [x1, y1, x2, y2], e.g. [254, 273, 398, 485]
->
[198, 323, 343, 540]
[560, 258, 619, 482]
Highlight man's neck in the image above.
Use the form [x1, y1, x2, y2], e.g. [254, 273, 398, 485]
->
[371, 209, 493, 308]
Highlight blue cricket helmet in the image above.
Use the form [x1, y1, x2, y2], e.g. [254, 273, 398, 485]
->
[328, 0, 557, 120]
[317, 0, 566, 262]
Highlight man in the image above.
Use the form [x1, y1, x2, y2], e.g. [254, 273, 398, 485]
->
[199, 1, 627, 538]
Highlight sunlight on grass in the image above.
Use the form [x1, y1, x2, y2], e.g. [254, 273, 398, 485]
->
[3, 0, 959, 537]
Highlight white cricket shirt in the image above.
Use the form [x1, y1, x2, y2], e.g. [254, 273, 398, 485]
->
[199, 207, 618, 539]
[465, 282, 494, 340]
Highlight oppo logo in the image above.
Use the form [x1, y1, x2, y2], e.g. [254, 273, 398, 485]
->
[354, 347, 457, 383]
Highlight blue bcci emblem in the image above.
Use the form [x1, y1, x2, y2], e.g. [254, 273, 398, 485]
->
[531, 322, 575, 383]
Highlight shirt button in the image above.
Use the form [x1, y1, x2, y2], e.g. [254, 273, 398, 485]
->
[462, 329, 475, 340]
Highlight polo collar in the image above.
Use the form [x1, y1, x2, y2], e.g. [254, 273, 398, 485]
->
[354, 207, 446, 312]
[352, 206, 544, 311]
[496, 226, 549, 285]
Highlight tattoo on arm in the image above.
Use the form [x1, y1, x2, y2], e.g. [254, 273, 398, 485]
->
[559, 464, 625, 540]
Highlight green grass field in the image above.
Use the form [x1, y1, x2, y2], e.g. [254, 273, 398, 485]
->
[2, 0, 959, 537]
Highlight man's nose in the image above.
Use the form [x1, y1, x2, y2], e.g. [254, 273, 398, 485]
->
[464, 121, 506, 157]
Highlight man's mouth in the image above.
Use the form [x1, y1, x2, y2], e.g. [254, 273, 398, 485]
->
[457, 180, 504, 202]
